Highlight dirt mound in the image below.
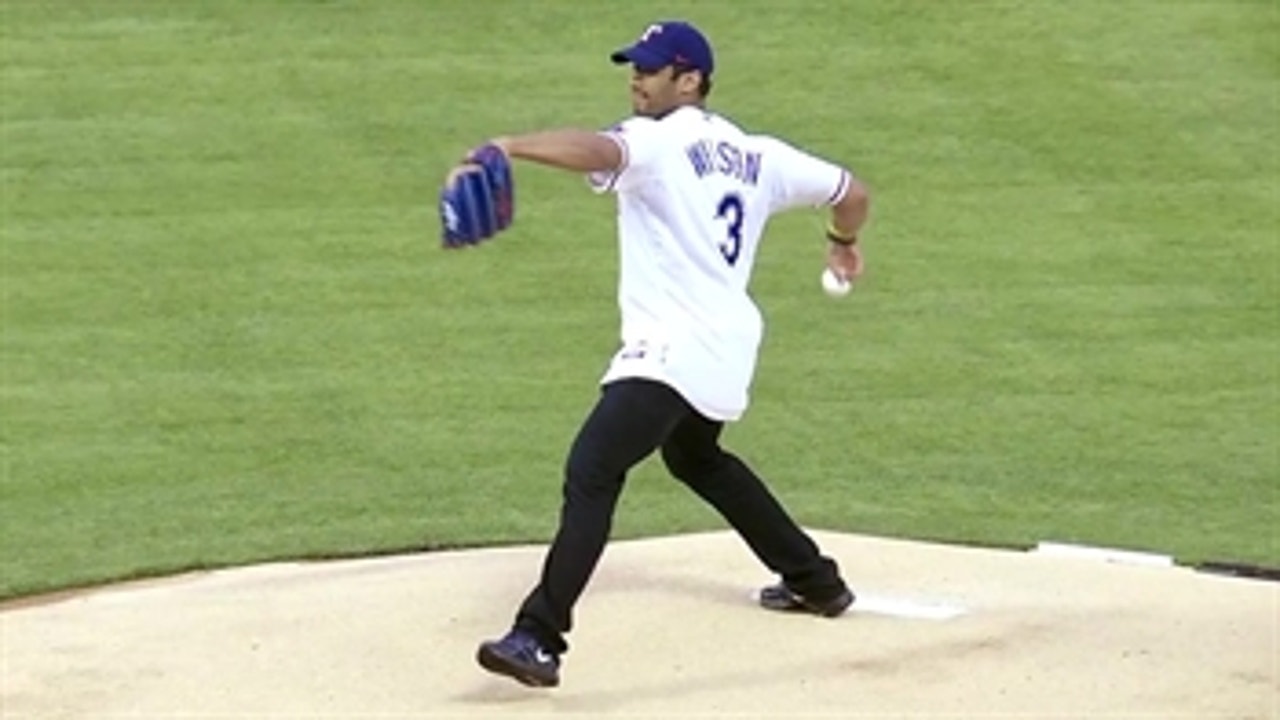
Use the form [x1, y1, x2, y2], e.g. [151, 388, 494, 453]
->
[3, 531, 1275, 717]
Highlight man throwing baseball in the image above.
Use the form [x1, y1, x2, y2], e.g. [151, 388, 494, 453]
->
[442, 19, 870, 688]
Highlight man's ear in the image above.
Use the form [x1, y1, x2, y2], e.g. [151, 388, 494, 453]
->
[676, 69, 703, 95]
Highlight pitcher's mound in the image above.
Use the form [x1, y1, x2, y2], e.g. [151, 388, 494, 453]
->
[3, 531, 1276, 717]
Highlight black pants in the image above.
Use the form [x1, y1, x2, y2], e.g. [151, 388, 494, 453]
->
[515, 378, 844, 654]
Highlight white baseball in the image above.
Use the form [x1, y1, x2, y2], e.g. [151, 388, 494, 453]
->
[821, 267, 851, 297]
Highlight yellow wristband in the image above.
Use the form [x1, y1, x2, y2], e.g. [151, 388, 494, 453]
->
[825, 222, 858, 246]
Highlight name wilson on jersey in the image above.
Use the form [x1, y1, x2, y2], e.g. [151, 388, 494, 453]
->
[684, 140, 762, 186]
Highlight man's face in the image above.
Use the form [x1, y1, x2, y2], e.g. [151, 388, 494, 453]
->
[629, 65, 697, 117]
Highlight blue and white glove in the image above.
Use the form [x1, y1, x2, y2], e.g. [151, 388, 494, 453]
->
[439, 143, 515, 248]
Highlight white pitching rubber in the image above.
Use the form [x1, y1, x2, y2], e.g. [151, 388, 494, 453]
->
[852, 593, 968, 621]
[1032, 541, 1174, 568]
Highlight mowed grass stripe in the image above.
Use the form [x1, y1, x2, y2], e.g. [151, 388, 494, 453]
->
[2, 1, 1276, 598]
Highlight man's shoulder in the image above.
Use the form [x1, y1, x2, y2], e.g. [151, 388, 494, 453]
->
[610, 107, 754, 135]
[608, 115, 659, 134]
[699, 112, 793, 149]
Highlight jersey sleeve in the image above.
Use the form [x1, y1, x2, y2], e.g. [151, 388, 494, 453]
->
[585, 116, 665, 194]
[758, 136, 852, 213]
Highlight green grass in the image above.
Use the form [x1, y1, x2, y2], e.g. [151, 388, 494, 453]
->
[3, 0, 1277, 599]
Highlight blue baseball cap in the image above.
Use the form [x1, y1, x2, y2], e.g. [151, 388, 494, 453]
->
[610, 21, 714, 76]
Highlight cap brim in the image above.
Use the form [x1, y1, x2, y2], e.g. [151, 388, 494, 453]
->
[609, 45, 668, 72]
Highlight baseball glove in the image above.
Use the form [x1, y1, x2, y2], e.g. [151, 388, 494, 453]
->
[439, 143, 515, 248]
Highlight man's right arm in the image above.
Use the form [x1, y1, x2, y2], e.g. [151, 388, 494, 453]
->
[763, 137, 871, 280]
[765, 137, 868, 223]
[828, 174, 869, 244]
[825, 177, 869, 282]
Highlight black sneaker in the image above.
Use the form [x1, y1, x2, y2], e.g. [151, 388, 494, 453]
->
[476, 629, 561, 688]
[758, 583, 854, 618]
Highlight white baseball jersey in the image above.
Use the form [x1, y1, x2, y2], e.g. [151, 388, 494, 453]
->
[587, 106, 851, 421]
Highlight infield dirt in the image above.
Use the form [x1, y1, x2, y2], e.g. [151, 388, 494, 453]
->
[3, 531, 1276, 718]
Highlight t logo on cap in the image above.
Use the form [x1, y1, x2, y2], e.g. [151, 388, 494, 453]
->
[610, 20, 715, 76]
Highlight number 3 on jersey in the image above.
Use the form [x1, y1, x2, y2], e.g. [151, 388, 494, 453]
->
[715, 192, 745, 266]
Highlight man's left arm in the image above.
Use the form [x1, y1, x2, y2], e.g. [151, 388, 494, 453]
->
[439, 128, 632, 248]
[493, 130, 623, 174]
